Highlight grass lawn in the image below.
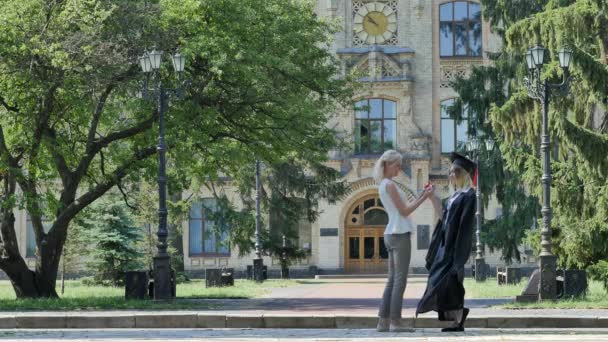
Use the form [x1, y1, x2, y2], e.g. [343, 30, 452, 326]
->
[464, 278, 527, 299]
[465, 278, 608, 309]
[0, 279, 295, 311]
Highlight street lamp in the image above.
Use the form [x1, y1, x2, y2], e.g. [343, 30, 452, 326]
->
[523, 44, 573, 300]
[253, 159, 265, 282]
[465, 137, 490, 282]
[139, 49, 188, 300]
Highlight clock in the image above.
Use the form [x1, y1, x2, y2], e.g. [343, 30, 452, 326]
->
[353, 2, 397, 45]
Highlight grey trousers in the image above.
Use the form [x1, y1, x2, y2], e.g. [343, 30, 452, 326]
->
[378, 233, 412, 319]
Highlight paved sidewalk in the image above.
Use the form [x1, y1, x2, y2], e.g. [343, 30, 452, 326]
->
[0, 277, 606, 329]
[1, 328, 608, 341]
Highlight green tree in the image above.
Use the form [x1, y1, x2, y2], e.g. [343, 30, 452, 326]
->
[210, 160, 348, 274]
[132, 181, 189, 275]
[0, 0, 351, 297]
[454, 0, 608, 270]
[60, 218, 88, 295]
[80, 194, 143, 287]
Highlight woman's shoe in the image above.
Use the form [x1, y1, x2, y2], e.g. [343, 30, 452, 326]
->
[441, 308, 469, 332]
[389, 319, 415, 332]
[376, 318, 389, 332]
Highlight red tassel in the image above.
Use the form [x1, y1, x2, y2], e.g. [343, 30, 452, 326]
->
[472, 168, 478, 188]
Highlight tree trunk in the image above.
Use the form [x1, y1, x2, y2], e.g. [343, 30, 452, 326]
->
[2, 259, 59, 298]
[61, 254, 66, 296]
[2, 226, 66, 298]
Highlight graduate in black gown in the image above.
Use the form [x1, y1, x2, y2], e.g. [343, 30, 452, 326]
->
[415, 152, 477, 332]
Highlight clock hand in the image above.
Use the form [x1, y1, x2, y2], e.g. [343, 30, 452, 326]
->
[366, 15, 379, 26]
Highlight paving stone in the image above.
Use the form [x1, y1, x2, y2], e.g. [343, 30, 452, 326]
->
[597, 317, 608, 328]
[16, 315, 67, 329]
[487, 316, 532, 328]
[464, 316, 488, 328]
[226, 314, 264, 328]
[263, 315, 335, 329]
[413, 317, 452, 328]
[0, 316, 16, 329]
[334, 315, 376, 329]
[135, 314, 197, 328]
[197, 314, 226, 328]
[66, 315, 135, 329]
[528, 317, 599, 328]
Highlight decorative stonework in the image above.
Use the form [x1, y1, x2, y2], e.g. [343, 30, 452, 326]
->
[407, 135, 432, 159]
[342, 177, 416, 201]
[338, 46, 414, 83]
[439, 60, 484, 89]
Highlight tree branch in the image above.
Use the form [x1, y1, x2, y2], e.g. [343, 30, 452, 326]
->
[0, 125, 19, 167]
[73, 113, 157, 186]
[29, 82, 61, 163]
[44, 126, 73, 188]
[86, 65, 139, 151]
[0, 95, 19, 113]
[55, 145, 158, 227]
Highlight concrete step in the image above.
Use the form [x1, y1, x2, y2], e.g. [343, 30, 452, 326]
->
[2, 313, 607, 329]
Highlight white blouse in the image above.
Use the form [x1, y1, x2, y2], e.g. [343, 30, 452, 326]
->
[378, 178, 414, 235]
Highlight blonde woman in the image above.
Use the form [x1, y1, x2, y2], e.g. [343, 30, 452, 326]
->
[416, 152, 477, 332]
[374, 150, 434, 332]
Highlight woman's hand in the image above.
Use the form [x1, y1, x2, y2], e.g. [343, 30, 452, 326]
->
[421, 184, 435, 199]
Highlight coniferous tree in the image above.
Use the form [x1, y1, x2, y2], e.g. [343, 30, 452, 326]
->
[209, 160, 348, 275]
[82, 195, 143, 287]
[452, 0, 608, 274]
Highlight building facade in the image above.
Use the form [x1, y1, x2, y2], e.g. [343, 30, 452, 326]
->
[181, 0, 535, 276]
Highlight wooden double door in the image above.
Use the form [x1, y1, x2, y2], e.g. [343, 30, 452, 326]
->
[345, 226, 389, 274]
[344, 194, 390, 274]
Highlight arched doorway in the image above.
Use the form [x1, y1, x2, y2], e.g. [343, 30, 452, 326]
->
[344, 194, 389, 274]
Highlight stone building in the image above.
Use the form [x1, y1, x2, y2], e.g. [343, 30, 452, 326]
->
[181, 0, 536, 277]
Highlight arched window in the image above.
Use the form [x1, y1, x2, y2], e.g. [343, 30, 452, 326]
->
[439, 1, 482, 57]
[354, 98, 397, 154]
[441, 98, 469, 153]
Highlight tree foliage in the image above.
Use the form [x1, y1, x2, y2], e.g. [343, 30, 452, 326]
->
[78, 194, 143, 287]
[209, 160, 348, 269]
[454, 0, 608, 269]
[0, 0, 352, 297]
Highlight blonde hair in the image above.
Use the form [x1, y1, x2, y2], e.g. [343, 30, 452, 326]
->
[373, 150, 402, 184]
[451, 165, 473, 191]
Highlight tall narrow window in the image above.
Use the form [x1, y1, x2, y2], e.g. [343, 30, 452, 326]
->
[441, 99, 470, 153]
[440, 1, 482, 57]
[189, 199, 230, 256]
[355, 98, 397, 154]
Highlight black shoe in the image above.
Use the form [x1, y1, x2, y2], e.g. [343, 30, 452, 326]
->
[460, 307, 470, 326]
[441, 326, 464, 332]
[441, 308, 469, 332]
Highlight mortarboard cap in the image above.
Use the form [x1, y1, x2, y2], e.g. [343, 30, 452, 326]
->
[449, 152, 476, 176]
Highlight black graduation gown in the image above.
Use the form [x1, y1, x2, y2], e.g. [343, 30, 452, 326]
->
[415, 188, 476, 319]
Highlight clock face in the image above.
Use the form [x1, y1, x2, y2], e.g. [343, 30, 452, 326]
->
[353, 2, 397, 45]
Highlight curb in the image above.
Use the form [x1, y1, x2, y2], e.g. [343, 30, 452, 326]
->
[1, 314, 608, 329]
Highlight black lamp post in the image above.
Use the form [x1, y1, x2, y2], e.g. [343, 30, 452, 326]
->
[139, 49, 187, 300]
[523, 45, 573, 300]
[253, 159, 265, 282]
[466, 137, 495, 282]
